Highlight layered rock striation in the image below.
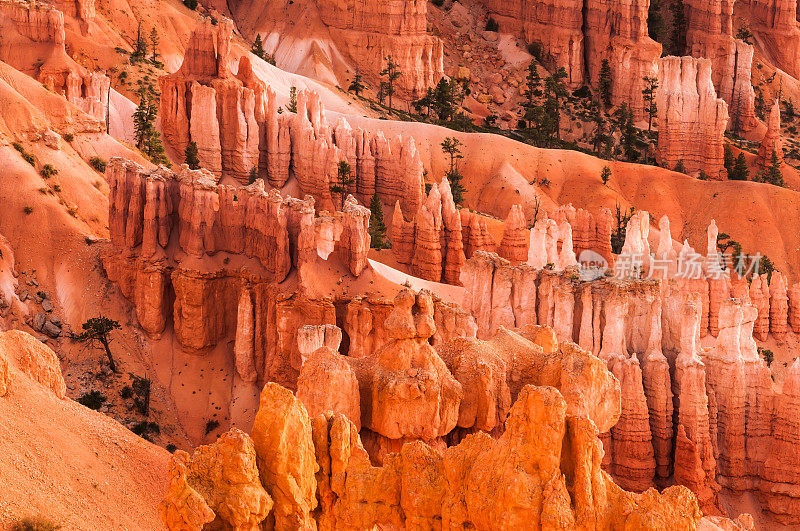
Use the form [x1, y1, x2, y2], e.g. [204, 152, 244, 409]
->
[162, 372, 749, 530]
[316, 0, 444, 96]
[475, 0, 661, 118]
[160, 19, 425, 208]
[684, 0, 757, 133]
[458, 212, 800, 522]
[741, 0, 800, 79]
[656, 56, 729, 179]
[0, 0, 109, 120]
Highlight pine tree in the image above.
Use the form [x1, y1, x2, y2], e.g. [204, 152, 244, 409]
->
[348, 72, 365, 97]
[248, 167, 258, 184]
[432, 78, 457, 121]
[648, 0, 665, 42]
[642, 75, 659, 132]
[673, 160, 686, 173]
[380, 55, 401, 113]
[330, 161, 355, 210]
[522, 60, 542, 128]
[184, 141, 200, 170]
[132, 23, 148, 63]
[599, 60, 613, 107]
[368, 193, 389, 249]
[252, 34, 266, 60]
[723, 143, 735, 176]
[544, 67, 568, 142]
[670, 0, 687, 55]
[616, 103, 638, 161]
[149, 27, 159, 64]
[441, 137, 466, 205]
[133, 83, 169, 165]
[730, 153, 749, 180]
[288, 86, 297, 113]
[413, 87, 435, 118]
[601, 166, 612, 185]
[764, 150, 784, 186]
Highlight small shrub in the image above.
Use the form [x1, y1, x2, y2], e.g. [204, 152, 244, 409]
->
[23, 206, 33, 215]
[132, 421, 160, 440]
[759, 347, 775, 367]
[431, 0, 444, 6]
[527, 41, 543, 60]
[62, 133, 74, 143]
[166, 443, 177, 453]
[205, 419, 220, 435]
[67, 206, 78, 218]
[601, 166, 612, 185]
[77, 390, 107, 410]
[12, 516, 61, 531]
[183, 0, 198, 9]
[89, 156, 106, 173]
[52, 184, 62, 192]
[120, 385, 133, 399]
[40, 164, 58, 179]
[132, 376, 151, 416]
[485, 17, 499, 32]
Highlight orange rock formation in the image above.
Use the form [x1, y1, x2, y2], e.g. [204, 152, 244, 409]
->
[476, 0, 661, 118]
[0, 0, 109, 121]
[162, 368, 750, 530]
[685, 0, 757, 133]
[656, 56, 729, 178]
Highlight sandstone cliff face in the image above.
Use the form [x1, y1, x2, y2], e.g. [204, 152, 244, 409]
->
[163, 379, 746, 530]
[317, 0, 444, 96]
[741, 0, 800, 79]
[657, 56, 729, 179]
[475, 0, 660, 117]
[160, 19, 427, 205]
[160, 19, 263, 183]
[392, 179, 466, 284]
[159, 429, 272, 530]
[685, 0, 757, 133]
[104, 158, 378, 386]
[757, 99, 784, 169]
[457, 213, 800, 522]
[0, 1, 109, 121]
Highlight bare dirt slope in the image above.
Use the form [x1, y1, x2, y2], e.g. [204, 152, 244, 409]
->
[0, 331, 169, 530]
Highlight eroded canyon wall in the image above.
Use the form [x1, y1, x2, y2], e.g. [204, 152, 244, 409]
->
[458, 211, 800, 523]
[656, 56, 729, 178]
[160, 18, 426, 210]
[475, 0, 661, 118]
[0, 0, 109, 120]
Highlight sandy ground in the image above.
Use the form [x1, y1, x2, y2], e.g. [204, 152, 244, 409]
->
[0, 350, 169, 530]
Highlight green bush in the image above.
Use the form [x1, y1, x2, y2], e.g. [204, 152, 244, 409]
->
[62, 133, 74, 143]
[12, 516, 61, 531]
[77, 390, 106, 410]
[205, 419, 220, 435]
[40, 164, 58, 179]
[89, 156, 106, 173]
[485, 17, 499, 31]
